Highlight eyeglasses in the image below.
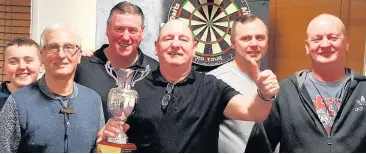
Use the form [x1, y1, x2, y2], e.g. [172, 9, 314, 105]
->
[161, 82, 175, 111]
[43, 43, 80, 55]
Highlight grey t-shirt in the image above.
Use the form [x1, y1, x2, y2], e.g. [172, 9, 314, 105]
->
[304, 71, 351, 133]
[208, 62, 257, 152]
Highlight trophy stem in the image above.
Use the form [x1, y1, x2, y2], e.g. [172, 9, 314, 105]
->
[106, 120, 128, 144]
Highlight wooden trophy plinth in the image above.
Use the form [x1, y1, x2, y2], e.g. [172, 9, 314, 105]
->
[97, 141, 137, 153]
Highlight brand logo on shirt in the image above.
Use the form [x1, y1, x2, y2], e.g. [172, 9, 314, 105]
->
[355, 95, 366, 111]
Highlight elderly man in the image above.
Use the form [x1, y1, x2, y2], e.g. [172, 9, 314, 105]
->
[246, 14, 366, 153]
[75, 1, 158, 121]
[97, 19, 279, 152]
[0, 38, 43, 110]
[208, 14, 269, 152]
[0, 23, 104, 152]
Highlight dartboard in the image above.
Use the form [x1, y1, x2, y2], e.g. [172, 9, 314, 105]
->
[168, 0, 251, 66]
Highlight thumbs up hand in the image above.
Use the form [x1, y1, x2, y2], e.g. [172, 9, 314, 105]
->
[249, 59, 279, 100]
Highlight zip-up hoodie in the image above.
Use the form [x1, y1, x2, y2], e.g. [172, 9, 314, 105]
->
[246, 68, 366, 153]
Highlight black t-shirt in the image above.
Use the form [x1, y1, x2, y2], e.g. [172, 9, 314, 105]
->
[74, 44, 158, 121]
[127, 68, 239, 152]
[0, 81, 11, 110]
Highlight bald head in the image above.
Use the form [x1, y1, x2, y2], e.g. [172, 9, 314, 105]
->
[307, 14, 346, 38]
[158, 19, 194, 42]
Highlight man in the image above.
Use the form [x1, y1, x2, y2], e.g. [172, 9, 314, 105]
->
[0, 38, 43, 110]
[75, 1, 158, 121]
[0, 23, 104, 152]
[97, 19, 279, 152]
[246, 14, 366, 152]
[208, 14, 269, 152]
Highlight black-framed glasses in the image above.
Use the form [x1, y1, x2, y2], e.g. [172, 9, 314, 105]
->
[161, 82, 175, 111]
[43, 43, 80, 55]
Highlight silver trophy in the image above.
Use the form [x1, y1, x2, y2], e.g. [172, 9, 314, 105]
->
[105, 62, 150, 145]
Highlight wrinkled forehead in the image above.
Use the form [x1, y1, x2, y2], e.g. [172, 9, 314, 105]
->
[45, 29, 77, 44]
[307, 18, 345, 37]
[158, 20, 193, 40]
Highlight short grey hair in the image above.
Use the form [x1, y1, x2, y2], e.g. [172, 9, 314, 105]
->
[40, 23, 82, 48]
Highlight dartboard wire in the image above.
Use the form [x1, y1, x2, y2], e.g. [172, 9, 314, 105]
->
[212, 25, 232, 47]
[212, 3, 238, 22]
[209, 26, 221, 55]
[196, 41, 206, 55]
[180, 17, 206, 26]
[210, 0, 223, 20]
[182, 1, 207, 22]
[213, 21, 234, 28]
[193, 26, 206, 39]
[199, 0, 211, 20]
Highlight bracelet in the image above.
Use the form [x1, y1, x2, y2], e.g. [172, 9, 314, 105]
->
[257, 89, 276, 101]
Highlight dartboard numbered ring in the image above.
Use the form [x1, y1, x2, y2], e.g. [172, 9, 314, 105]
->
[168, 0, 251, 66]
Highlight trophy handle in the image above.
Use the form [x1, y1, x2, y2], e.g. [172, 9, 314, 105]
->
[131, 65, 150, 87]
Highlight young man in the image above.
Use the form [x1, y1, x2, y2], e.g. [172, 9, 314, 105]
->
[0, 24, 104, 152]
[246, 14, 366, 153]
[0, 38, 43, 110]
[208, 14, 269, 152]
[97, 19, 279, 152]
[75, 1, 158, 121]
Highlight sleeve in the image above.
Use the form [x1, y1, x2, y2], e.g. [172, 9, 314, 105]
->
[245, 97, 282, 152]
[216, 78, 240, 113]
[99, 101, 105, 129]
[0, 96, 21, 153]
[91, 98, 105, 153]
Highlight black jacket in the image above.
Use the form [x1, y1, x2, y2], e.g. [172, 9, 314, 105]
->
[74, 44, 158, 120]
[0, 81, 11, 110]
[246, 68, 366, 153]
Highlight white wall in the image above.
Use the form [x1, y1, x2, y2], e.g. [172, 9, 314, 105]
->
[31, 0, 97, 50]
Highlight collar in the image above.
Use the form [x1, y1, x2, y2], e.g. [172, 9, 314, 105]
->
[89, 44, 148, 70]
[148, 67, 196, 85]
[37, 75, 78, 100]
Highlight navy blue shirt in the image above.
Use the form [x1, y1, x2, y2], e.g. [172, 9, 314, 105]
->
[0, 81, 11, 110]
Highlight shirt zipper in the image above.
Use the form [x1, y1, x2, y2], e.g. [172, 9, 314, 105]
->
[64, 114, 70, 153]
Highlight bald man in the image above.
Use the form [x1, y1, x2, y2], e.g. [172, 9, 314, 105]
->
[97, 19, 279, 152]
[245, 14, 366, 153]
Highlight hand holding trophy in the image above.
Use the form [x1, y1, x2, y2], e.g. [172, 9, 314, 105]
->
[97, 62, 150, 153]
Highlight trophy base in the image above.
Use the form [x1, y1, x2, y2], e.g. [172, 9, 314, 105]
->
[97, 141, 137, 153]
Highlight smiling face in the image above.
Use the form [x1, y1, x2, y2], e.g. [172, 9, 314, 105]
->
[155, 20, 197, 67]
[3, 45, 42, 88]
[305, 15, 348, 66]
[231, 18, 268, 63]
[41, 28, 81, 78]
[105, 12, 144, 58]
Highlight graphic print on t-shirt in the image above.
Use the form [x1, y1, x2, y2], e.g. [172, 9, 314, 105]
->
[312, 95, 341, 133]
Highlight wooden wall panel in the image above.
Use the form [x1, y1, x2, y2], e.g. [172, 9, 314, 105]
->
[269, 0, 366, 79]
[344, 0, 366, 74]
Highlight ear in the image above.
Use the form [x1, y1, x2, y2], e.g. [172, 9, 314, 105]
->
[231, 38, 235, 49]
[192, 41, 198, 54]
[141, 25, 145, 40]
[305, 40, 310, 55]
[77, 50, 82, 64]
[39, 63, 44, 73]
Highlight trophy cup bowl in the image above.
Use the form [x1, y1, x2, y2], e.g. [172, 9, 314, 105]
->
[98, 87, 138, 153]
[98, 66, 150, 153]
